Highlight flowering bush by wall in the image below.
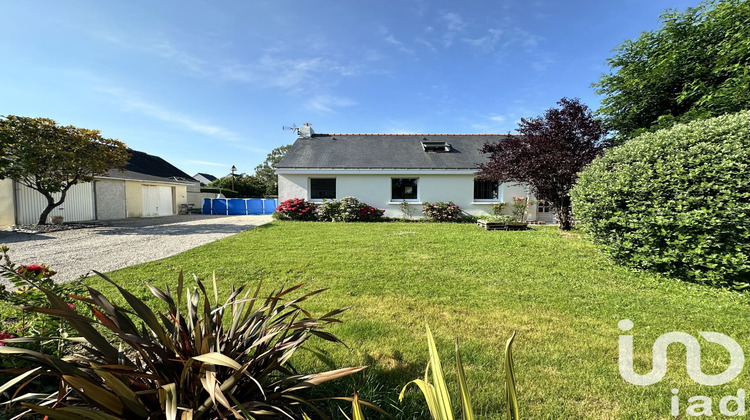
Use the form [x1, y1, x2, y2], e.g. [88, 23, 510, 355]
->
[276, 198, 318, 221]
[316, 196, 385, 222]
[422, 201, 462, 222]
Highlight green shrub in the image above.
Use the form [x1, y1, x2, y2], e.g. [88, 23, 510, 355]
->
[0, 268, 367, 418]
[316, 198, 343, 221]
[422, 202, 462, 222]
[314, 197, 385, 222]
[571, 111, 750, 289]
[510, 197, 532, 222]
[490, 202, 507, 217]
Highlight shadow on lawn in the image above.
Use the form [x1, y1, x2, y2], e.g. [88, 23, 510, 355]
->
[90, 223, 266, 236]
[303, 356, 430, 418]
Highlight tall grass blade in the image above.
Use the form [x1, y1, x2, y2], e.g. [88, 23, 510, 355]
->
[352, 391, 366, 420]
[426, 324, 453, 420]
[455, 338, 474, 420]
[504, 331, 520, 420]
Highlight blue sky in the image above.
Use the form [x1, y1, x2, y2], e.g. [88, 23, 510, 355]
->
[1, 0, 698, 177]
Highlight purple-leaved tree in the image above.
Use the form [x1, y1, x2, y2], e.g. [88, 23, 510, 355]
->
[478, 98, 607, 230]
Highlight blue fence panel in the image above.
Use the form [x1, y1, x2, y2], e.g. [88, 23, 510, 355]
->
[202, 198, 279, 215]
[212, 199, 228, 215]
[263, 198, 279, 214]
[227, 199, 247, 215]
[247, 199, 263, 215]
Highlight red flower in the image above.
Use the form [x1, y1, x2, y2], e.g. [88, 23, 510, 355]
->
[0, 331, 16, 345]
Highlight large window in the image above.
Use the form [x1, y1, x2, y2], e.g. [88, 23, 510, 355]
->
[538, 200, 553, 213]
[473, 179, 499, 200]
[392, 178, 418, 200]
[310, 178, 336, 199]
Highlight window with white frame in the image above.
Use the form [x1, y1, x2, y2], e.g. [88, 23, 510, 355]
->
[538, 200, 553, 213]
[391, 178, 418, 200]
[473, 179, 499, 200]
[310, 178, 336, 200]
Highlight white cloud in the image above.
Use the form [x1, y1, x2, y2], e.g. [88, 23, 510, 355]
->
[462, 29, 503, 50]
[438, 11, 468, 47]
[97, 86, 242, 142]
[305, 94, 356, 113]
[186, 160, 227, 167]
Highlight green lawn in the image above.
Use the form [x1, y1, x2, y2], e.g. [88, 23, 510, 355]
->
[29, 222, 750, 418]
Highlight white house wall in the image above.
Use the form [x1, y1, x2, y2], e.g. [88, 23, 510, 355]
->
[278, 173, 542, 219]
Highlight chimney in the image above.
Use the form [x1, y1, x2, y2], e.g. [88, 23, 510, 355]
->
[298, 122, 314, 139]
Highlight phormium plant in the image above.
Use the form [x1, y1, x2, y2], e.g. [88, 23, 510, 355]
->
[0, 268, 368, 419]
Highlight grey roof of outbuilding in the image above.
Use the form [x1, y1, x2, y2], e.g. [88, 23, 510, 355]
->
[99, 149, 197, 185]
[277, 134, 509, 170]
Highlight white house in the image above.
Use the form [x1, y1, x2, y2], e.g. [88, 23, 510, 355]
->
[276, 127, 554, 222]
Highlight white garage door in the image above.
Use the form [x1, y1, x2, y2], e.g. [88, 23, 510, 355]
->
[142, 186, 173, 217]
[15, 182, 95, 225]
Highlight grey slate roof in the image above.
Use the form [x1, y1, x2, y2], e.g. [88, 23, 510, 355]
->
[277, 134, 509, 170]
[101, 149, 197, 185]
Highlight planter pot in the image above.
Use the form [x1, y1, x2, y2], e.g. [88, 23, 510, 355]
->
[50, 216, 64, 225]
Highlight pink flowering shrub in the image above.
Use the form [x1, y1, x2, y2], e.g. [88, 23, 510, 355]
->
[422, 201, 463, 222]
[317, 196, 385, 222]
[276, 198, 318, 221]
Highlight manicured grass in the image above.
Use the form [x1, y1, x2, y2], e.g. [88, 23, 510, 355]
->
[18, 222, 750, 418]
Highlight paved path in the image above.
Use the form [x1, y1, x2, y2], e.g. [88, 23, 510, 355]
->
[0, 215, 273, 283]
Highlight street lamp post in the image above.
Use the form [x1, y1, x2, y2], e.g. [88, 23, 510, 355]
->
[231, 165, 237, 192]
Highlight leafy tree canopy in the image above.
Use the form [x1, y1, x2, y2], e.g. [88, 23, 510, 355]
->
[594, 0, 750, 140]
[208, 174, 265, 198]
[253, 144, 291, 196]
[478, 98, 607, 230]
[0, 115, 130, 224]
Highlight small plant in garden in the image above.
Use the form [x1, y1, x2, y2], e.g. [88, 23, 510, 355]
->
[398, 325, 520, 420]
[0, 267, 369, 419]
[0, 246, 84, 356]
[276, 197, 318, 221]
[510, 197, 531, 222]
[400, 200, 414, 219]
[422, 202, 462, 222]
[491, 202, 507, 217]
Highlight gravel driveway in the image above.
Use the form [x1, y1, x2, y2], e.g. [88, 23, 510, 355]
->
[0, 215, 272, 283]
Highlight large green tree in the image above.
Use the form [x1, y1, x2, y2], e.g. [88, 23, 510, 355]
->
[0, 116, 130, 224]
[208, 174, 265, 198]
[594, 0, 750, 140]
[253, 144, 291, 197]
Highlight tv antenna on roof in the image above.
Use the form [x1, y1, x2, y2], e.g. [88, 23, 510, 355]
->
[282, 124, 299, 134]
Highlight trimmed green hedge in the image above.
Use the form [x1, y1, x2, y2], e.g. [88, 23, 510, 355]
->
[571, 111, 750, 289]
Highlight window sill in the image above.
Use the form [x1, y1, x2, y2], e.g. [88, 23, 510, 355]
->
[470, 201, 503, 205]
[388, 201, 422, 205]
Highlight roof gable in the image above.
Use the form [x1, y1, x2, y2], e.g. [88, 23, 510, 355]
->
[278, 134, 509, 170]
